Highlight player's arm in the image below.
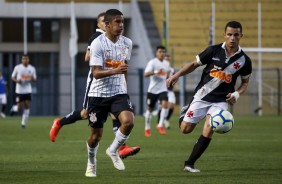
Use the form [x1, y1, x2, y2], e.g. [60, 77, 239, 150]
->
[226, 77, 250, 105]
[11, 69, 21, 84]
[92, 63, 128, 79]
[85, 49, 90, 62]
[166, 60, 200, 87]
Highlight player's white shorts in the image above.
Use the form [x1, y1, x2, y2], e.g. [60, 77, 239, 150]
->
[183, 98, 228, 124]
[0, 94, 7, 104]
[167, 90, 176, 104]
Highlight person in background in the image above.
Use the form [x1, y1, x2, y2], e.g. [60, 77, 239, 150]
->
[157, 53, 176, 129]
[11, 54, 37, 128]
[0, 71, 8, 118]
[144, 45, 170, 137]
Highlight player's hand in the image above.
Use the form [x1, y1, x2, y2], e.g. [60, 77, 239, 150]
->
[226, 91, 239, 105]
[115, 63, 128, 74]
[166, 76, 178, 88]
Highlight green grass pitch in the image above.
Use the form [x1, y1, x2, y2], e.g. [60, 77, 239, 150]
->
[0, 115, 282, 184]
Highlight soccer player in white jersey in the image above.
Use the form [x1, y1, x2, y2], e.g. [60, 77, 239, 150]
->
[157, 53, 176, 129]
[85, 9, 134, 177]
[11, 55, 37, 128]
[167, 21, 252, 173]
[144, 46, 170, 137]
[49, 12, 140, 161]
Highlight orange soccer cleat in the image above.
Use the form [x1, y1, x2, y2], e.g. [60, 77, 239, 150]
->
[144, 129, 151, 137]
[119, 144, 141, 159]
[156, 126, 166, 135]
[49, 118, 62, 142]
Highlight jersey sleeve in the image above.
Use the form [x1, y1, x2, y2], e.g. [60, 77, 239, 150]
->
[32, 66, 37, 80]
[89, 37, 104, 67]
[144, 60, 154, 73]
[11, 65, 18, 78]
[240, 56, 252, 79]
[196, 46, 214, 65]
[125, 38, 133, 61]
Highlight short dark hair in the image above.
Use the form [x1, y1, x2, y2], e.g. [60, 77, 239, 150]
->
[104, 9, 123, 23]
[97, 12, 106, 20]
[225, 21, 243, 33]
[22, 54, 29, 58]
[156, 45, 166, 51]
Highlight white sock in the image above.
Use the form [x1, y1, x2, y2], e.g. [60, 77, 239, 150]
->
[145, 110, 152, 130]
[158, 108, 168, 127]
[109, 129, 128, 154]
[12, 105, 18, 112]
[87, 142, 99, 165]
[21, 109, 30, 126]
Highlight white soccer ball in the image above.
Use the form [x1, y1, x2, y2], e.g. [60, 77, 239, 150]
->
[209, 109, 234, 134]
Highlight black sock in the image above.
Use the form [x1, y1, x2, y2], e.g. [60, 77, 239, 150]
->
[166, 108, 174, 120]
[157, 110, 161, 124]
[60, 110, 82, 126]
[112, 119, 121, 133]
[2, 105, 6, 113]
[185, 135, 211, 167]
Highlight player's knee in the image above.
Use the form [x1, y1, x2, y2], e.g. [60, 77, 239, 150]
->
[180, 122, 194, 134]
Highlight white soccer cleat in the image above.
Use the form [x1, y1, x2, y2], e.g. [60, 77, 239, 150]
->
[184, 165, 200, 173]
[106, 147, 125, 170]
[85, 164, 96, 177]
[0, 112, 6, 118]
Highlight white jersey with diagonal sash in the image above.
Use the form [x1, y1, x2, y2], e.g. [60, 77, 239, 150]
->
[88, 34, 132, 97]
[145, 58, 170, 94]
[11, 64, 37, 94]
[193, 42, 252, 102]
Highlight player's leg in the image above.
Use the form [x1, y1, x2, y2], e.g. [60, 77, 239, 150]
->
[156, 92, 169, 134]
[111, 113, 141, 159]
[86, 127, 103, 177]
[0, 94, 7, 118]
[85, 97, 107, 176]
[21, 95, 31, 128]
[183, 116, 212, 173]
[106, 95, 134, 170]
[164, 90, 176, 129]
[144, 93, 157, 137]
[183, 101, 227, 172]
[50, 109, 87, 142]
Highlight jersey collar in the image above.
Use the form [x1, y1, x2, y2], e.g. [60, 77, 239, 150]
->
[222, 42, 242, 57]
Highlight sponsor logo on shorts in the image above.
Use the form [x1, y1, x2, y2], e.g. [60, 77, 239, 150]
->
[89, 112, 97, 123]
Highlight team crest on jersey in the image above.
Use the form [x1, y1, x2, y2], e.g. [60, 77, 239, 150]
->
[186, 110, 194, 118]
[233, 61, 241, 69]
[89, 112, 97, 123]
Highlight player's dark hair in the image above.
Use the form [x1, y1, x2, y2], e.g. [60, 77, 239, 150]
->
[225, 21, 243, 33]
[156, 45, 166, 51]
[22, 54, 29, 58]
[97, 12, 106, 20]
[104, 9, 123, 23]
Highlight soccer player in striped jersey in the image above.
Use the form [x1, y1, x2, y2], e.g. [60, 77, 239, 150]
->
[11, 55, 37, 128]
[49, 12, 140, 161]
[167, 21, 252, 173]
[85, 9, 134, 177]
[144, 46, 170, 136]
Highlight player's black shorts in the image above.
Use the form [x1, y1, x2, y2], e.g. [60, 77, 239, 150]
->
[16, 93, 32, 103]
[87, 94, 134, 128]
[146, 92, 168, 108]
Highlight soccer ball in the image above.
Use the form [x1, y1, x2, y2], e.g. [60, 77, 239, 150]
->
[209, 109, 234, 134]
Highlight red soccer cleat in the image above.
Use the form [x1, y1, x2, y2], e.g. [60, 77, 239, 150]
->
[49, 118, 62, 142]
[156, 126, 166, 135]
[144, 129, 151, 137]
[118, 144, 141, 159]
